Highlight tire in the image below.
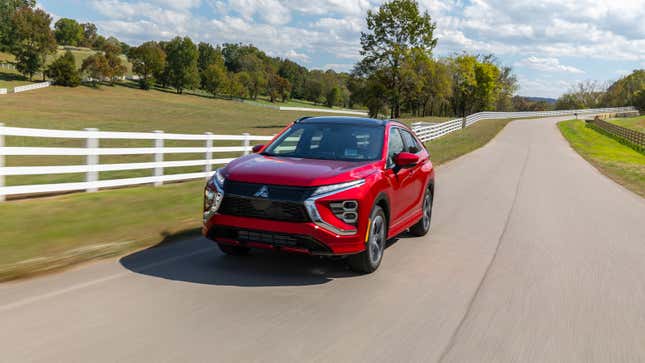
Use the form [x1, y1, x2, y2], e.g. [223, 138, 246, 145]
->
[217, 243, 250, 256]
[409, 188, 433, 237]
[348, 206, 387, 274]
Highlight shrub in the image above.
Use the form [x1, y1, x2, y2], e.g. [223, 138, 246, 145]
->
[46, 50, 81, 87]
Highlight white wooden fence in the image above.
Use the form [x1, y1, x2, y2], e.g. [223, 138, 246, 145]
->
[0, 125, 273, 201]
[0, 88, 6, 95]
[14, 82, 50, 93]
[412, 107, 638, 142]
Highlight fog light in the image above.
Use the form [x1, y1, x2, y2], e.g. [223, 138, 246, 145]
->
[330, 200, 358, 225]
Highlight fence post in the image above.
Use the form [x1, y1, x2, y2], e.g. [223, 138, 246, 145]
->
[242, 133, 250, 156]
[462, 117, 467, 129]
[205, 132, 213, 178]
[154, 130, 164, 186]
[85, 128, 99, 192]
[0, 123, 4, 202]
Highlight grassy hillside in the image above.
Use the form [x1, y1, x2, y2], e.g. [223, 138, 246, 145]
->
[608, 115, 645, 133]
[558, 120, 644, 197]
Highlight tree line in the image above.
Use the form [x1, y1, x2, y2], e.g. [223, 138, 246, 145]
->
[4, 0, 637, 117]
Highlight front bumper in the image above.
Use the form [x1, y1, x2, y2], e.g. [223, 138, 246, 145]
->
[202, 213, 367, 255]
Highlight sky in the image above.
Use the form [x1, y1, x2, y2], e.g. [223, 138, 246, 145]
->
[38, 0, 645, 98]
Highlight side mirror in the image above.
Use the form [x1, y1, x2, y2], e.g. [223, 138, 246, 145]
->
[394, 152, 419, 168]
[252, 144, 264, 153]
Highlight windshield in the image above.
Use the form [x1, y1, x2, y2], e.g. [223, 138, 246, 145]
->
[263, 123, 385, 161]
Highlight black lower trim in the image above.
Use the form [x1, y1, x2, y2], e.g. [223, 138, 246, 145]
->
[209, 227, 333, 254]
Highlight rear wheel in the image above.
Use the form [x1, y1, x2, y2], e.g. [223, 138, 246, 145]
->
[409, 188, 432, 236]
[217, 243, 250, 256]
[348, 206, 387, 274]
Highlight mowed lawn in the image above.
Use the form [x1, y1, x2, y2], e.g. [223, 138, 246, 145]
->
[558, 119, 645, 197]
[608, 115, 645, 133]
[0, 84, 351, 186]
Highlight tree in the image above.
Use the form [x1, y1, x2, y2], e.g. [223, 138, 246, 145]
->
[634, 90, 645, 112]
[0, 0, 35, 51]
[102, 42, 127, 85]
[164, 36, 199, 94]
[473, 61, 500, 111]
[202, 62, 228, 97]
[556, 81, 606, 110]
[450, 54, 478, 116]
[81, 53, 108, 87]
[227, 72, 249, 98]
[266, 73, 290, 102]
[603, 69, 645, 107]
[279, 59, 308, 99]
[326, 87, 341, 108]
[358, 0, 437, 118]
[11, 6, 56, 80]
[198, 42, 224, 88]
[80, 22, 97, 48]
[46, 50, 80, 86]
[129, 41, 166, 89]
[54, 18, 83, 46]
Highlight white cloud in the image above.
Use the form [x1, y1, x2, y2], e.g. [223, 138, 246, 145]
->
[285, 49, 311, 63]
[515, 57, 585, 74]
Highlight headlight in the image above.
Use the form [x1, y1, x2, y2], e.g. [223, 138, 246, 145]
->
[311, 179, 365, 197]
[213, 168, 226, 188]
[204, 169, 225, 221]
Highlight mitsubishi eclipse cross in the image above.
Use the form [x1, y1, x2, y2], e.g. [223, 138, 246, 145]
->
[203, 116, 435, 273]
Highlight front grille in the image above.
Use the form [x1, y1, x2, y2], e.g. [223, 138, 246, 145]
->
[219, 195, 309, 222]
[224, 181, 315, 201]
[212, 227, 332, 253]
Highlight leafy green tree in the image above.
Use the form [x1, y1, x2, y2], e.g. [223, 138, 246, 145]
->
[81, 53, 108, 87]
[279, 59, 308, 99]
[358, 0, 437, 118]
[0, 0, 35, 51]
[326, 87, 341, 108]
[129, 41, 166, 89]
[54, 18, 83, 46]
[227, 72, 249, 98]
[198, 42, 224, 88]
[450, 54, 478, 116]
[556, 81, 605, 110]
[103, 42, 127, 85]
[164, 36, 199, 94]
[304, 78, 323, 103]
[80, 22, 97, 48]
[46, 50, 80, 86]
[634, 90, 645, 112]
[11, 6, 56, 80]
[202, 62, 228, 97]
[266, 73, 290, 102]
[474, 61, 500, 111]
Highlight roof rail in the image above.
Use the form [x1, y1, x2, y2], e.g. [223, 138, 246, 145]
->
[294, 116, 313, 123]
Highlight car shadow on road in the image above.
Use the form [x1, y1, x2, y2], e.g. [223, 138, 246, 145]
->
[119, 235, 370, 287]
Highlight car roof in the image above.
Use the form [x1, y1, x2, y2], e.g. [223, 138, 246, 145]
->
[296, 116, 388, 126]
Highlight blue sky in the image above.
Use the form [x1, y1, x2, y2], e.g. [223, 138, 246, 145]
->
[39, 0, 644, 98]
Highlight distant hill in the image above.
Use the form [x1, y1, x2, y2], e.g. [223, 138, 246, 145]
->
[520, 96, 557, 104]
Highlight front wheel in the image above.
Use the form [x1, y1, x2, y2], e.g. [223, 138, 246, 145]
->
[348, 206, 387, 274]
[409, 188, 432, 236]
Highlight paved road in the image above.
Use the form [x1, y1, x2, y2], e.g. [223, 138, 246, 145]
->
[1, 117, 644, 363]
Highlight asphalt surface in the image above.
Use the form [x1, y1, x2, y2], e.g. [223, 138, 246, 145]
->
[1, 117, 644, 363]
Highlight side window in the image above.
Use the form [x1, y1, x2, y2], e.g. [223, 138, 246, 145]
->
[387, 128, 405, 168]
[400, 129, 423, 154]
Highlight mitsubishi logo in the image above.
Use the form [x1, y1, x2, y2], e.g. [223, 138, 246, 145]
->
[254, 185, 269, 198]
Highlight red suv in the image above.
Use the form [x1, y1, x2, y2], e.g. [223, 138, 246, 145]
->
[203, 116, 435, 273]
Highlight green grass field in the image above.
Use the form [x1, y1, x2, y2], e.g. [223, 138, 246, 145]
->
[558, 119, 645, 197]
[608, 115, 645, 133]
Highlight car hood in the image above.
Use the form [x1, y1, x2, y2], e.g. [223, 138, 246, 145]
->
[223, 154, 379, 187]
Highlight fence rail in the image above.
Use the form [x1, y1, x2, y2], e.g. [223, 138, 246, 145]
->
[0, 125, 273, 200]
[411, 107, 638, 142]
[13, 82, 50, 93]
[0, 106, 639, 201]
[586, 118, 645, 152]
